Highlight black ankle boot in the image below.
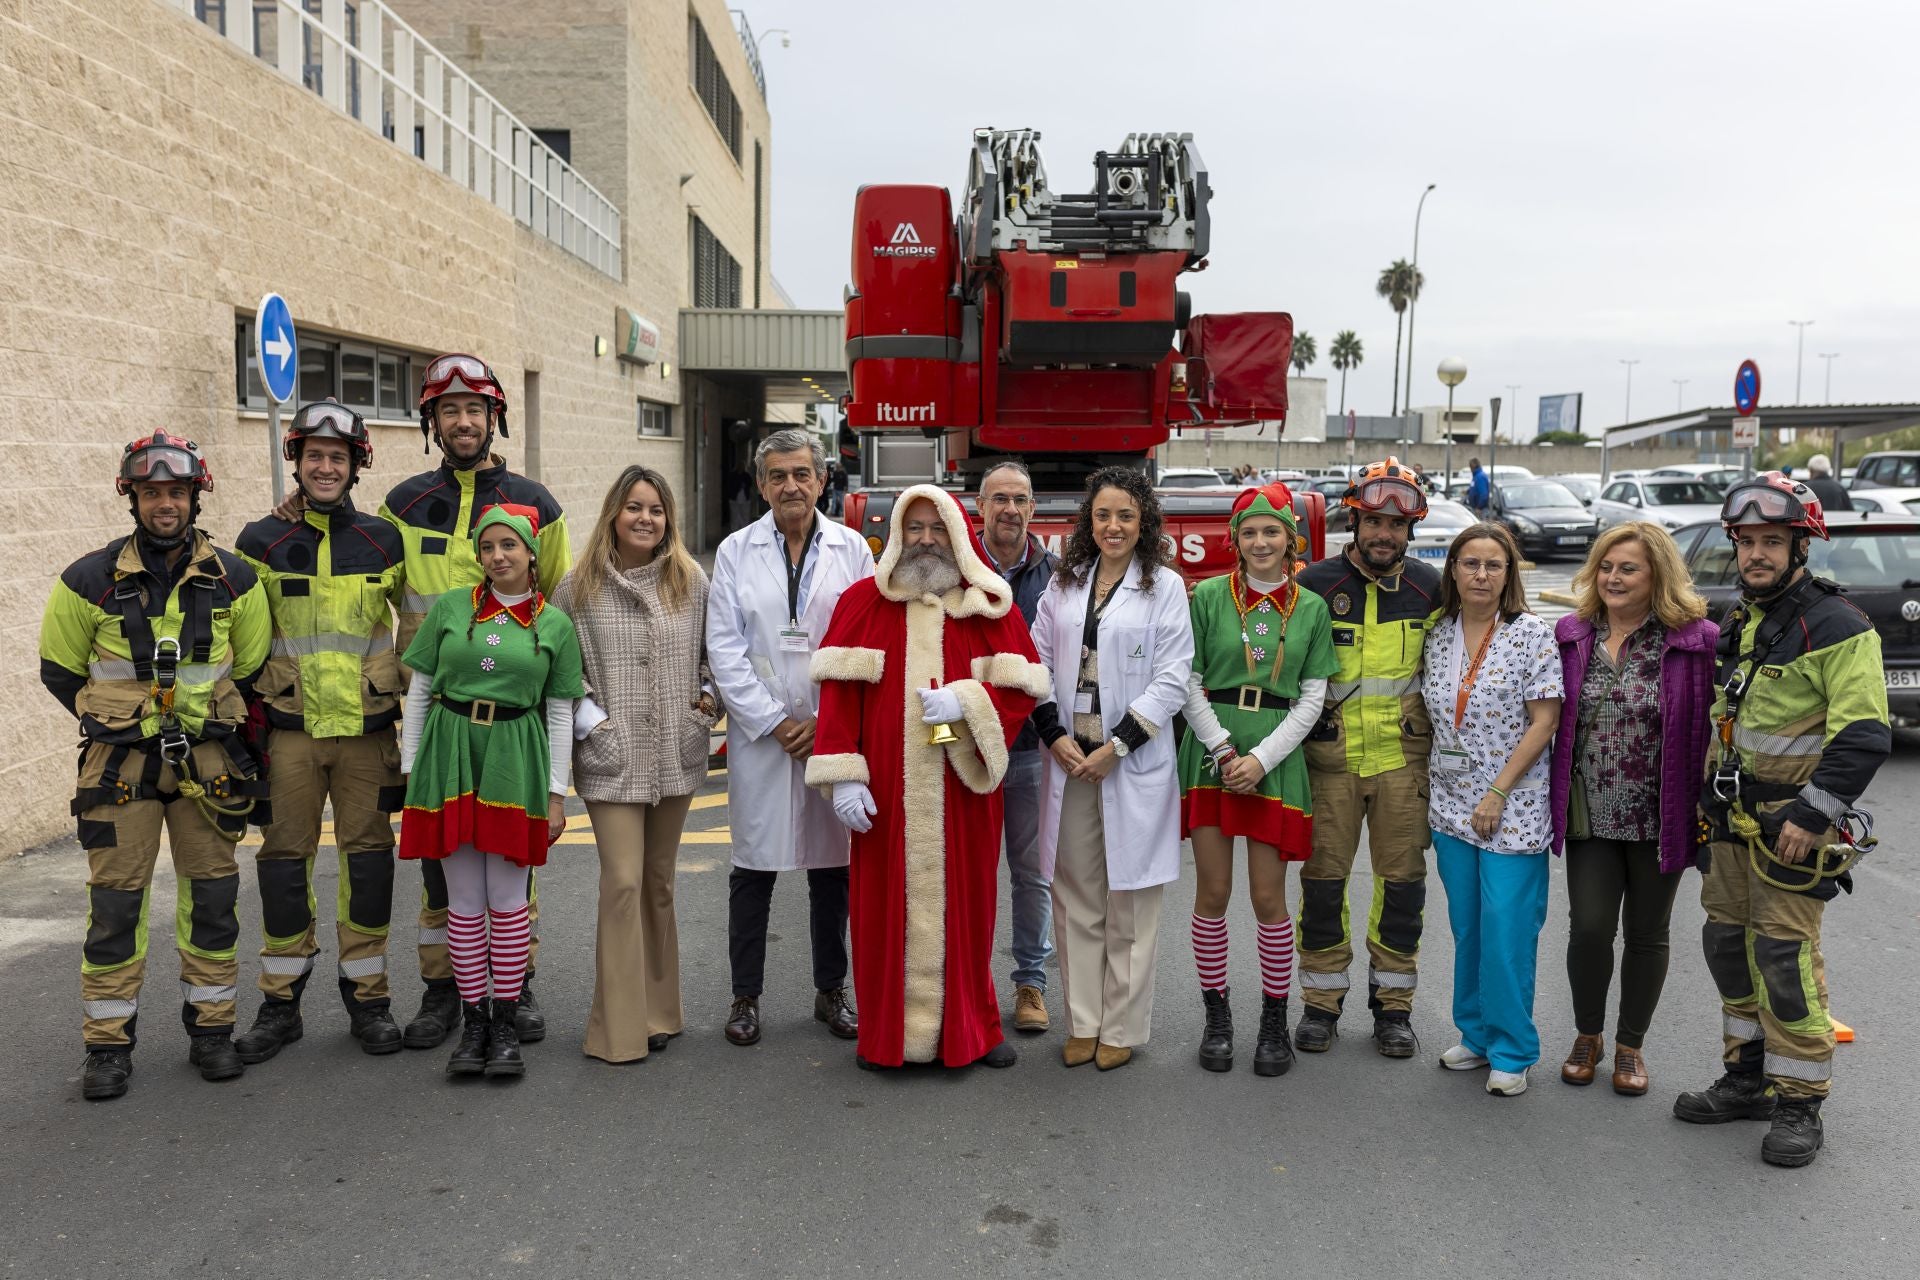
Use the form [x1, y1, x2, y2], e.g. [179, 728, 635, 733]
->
[234, 1000, 304, 1064]
[405, 980, 461, 1050]
[1199, 987, 1233, 1072]
[514, 974, 546, 1043]
[446, 1000, 490, 1076]
[486, 998, 526, 1078]
[1674, 1070, 1776, 1124]
[1253, 995, 1295, 1077]
[1761, 1098, 1824, 1167]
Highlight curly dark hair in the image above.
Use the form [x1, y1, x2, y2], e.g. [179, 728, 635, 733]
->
[1055, 465, 1169, 594]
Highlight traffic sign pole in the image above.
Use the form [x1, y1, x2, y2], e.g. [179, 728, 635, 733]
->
[255, 293, 299, 506]
[1733, 359, 1762, 481]
[267, 402, 285, 506]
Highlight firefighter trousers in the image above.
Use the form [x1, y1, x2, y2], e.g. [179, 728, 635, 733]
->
[1297, 765, 1430, 1016]
[74, 739, 246, 1048]
[1699, 839, 1833, 1100]
[253, 727, 404, 1009]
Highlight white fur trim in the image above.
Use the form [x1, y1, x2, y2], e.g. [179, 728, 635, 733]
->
[874, 485, 1012, 619]
[897, 599, 950, 1062]
[970, 653, 1052, 700]
[811, 646, 886, 684]
[805, 753, 870, 790]
[943, 679, 1009, 795]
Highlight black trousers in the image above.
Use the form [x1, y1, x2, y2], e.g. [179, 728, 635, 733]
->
[1565, 837, 1683, 1048]
[728, 866, 850, 997]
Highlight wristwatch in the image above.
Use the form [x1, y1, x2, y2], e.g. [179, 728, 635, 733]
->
[1108, 736, 1129, 759]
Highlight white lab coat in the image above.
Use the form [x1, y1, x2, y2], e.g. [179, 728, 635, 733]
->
[1033, 557, 1195, 890]
[706, 513, 876, 871]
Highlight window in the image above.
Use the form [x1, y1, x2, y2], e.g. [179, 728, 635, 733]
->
[639, 401, 672, 438]
[377, 350, 410, 419]
[339, 344, 377, 416]
[533, 129, 571, 164]
[688, 13, 742, 161]
[690, 215, 741, 308]
[235, 316, 423, 418]
[1688, 537, 1738, 587]
[1602, 482, 1630, 503]
[298, 341, 336, 405]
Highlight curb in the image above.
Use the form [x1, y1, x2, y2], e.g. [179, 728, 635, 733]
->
[1537, 588, 1578, 606]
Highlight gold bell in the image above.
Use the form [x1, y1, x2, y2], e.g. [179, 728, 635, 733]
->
[928, 720, 959, 746]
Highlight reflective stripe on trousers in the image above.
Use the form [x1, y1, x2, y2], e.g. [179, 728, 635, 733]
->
[1725, 1013, 1764, 1043]
[181, 982, 237, 1005]
[1765, 1052, 1833, 1082]
[84, 998, 137, 1021]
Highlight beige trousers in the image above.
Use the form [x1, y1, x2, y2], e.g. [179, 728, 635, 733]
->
[583, 796, 694, 1062]
[1052, 775, 1165, 1049]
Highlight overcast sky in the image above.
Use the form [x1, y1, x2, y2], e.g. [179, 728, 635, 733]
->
[742, 0, 1915, 437]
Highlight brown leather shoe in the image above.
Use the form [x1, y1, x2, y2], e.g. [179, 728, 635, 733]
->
[814, 988, 858, 1039]
[1062, 1036, 1097, 1067]
[1561, 1033, 1604, 1086]
[724, 996, 761, 1046]
[1094, 1042, 1133, 1071]
[1013, 985, 1049, 1034]
[1612, 1042, 1650, 1096]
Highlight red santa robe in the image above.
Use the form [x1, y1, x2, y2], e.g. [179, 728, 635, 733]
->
[805, 485, 1050, 1068]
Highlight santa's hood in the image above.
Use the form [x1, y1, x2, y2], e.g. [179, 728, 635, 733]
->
[874, 484, 1013, 619]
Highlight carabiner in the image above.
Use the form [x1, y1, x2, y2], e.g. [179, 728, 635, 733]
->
[1711, 767, 1741, 804]
[152, 635, 182, 691]
[158, 729, 191, 766]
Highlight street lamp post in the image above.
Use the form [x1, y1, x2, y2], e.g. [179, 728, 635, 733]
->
[1403, 183, 1436, 440]
[1788, 320, 1815, 403]
[1818, 352, 1839, 402]
[1673, 378, 1689, 411]
[1606, 358, 1639, 484]
[1438, 356, 1467, 499]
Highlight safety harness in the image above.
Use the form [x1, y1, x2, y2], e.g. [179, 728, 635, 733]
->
[1706, 575, 1875, 892]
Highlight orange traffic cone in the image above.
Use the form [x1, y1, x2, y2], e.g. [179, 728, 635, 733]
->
[1833, 1018, 1855, 1044]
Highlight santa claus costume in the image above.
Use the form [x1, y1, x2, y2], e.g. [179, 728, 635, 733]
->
[806, 486, 1048, 1070]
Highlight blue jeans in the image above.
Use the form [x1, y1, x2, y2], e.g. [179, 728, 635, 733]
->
[1432, 830, 1549, 1073]
[1002, 750, 1053, 991]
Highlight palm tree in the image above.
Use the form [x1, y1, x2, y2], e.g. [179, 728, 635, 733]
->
[1376, 259, 1423, 415]
[1329, 329, 1364, 414]
[1291, 330, 1318, 377]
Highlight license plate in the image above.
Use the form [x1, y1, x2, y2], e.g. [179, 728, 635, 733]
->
[1888, 669, 1920, 689]
[1415, 546, 1447, 559]
[1556, 535, 1588, 545]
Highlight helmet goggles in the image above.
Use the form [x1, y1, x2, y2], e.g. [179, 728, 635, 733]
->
[1720, 483, 1802, 526]
[118, 432, 212, 496]
[1348, 475, 1426, 518]
[420, 354, 505, 407]
[285, 400, 373, 466]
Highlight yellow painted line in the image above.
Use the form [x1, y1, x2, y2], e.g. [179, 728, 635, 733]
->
[690, 793, 728, 811]
[1537, 588, 1578, 607]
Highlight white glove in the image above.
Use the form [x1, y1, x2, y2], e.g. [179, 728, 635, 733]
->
[573, 696, 610, 741]
[918, 686, 963, 726]
[832, 781, 877, 833]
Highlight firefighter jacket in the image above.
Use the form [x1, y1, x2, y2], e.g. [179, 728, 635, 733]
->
[377, 455, 570, 652]
[235, 502, 408, 739]
[39, 531, 271, 742]
[1296, 550, 1442, 778]
[1705, 574, 1891, 843]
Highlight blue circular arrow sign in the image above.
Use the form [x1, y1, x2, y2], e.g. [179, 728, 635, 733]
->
[256, 293, 298, 405]
[1734, 359, 1761, 417]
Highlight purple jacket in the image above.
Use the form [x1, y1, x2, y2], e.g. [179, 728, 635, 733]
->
[1548, 613, 1720, 871]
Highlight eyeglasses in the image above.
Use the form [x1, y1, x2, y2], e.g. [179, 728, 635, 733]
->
[1457, 557, 1508, 578]
[984, 494, 1033, 509]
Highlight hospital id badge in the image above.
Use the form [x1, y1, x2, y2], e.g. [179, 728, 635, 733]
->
[1072, 690, 1095, 714]
[1434, 746, 1470, 773]
[779, 627, 809, 653]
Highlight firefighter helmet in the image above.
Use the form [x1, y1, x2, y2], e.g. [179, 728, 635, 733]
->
[283, 398, 374, 469]
[117, 430, 213, 496]
[1720, 471, 1828, 541]
[1342, 456, 1428, 522]
[417, 352, 509, 446]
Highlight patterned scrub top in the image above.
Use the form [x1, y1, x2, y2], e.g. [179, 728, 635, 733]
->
[1576, 619, 1664, 843]
[1421, 610, 1564, 853]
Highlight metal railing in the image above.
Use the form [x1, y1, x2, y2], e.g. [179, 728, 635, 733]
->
[167, 0, 621, 279]
[729, 9, 768, 99]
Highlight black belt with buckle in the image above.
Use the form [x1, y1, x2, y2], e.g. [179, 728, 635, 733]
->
[435, 696, 533, 726]
[1206, 687, 1294, 713]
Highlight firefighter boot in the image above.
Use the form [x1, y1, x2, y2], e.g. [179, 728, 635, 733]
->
[446, 1001, 490, 1076]
[514, 973, 546, 1043]
[1253, 995, 1295, 1078]
[1294, 1010, 1338, 1053]
[1199, 987, 1233, 1072]
[1761, 1099, 1824, 1168]
[1373, 1012, 1418, 1059]
[348, 1004, 403, 1055]
[188, 1035, 246, 1082]
[1673, 1070, 1777, 1124]
[81, 1048, 133, 1101]
[234, 1000, 304, 1064]
[487, 998, 526, 1078]
[404, 979, 460, 1049]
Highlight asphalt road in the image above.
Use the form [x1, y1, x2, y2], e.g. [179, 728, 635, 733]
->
[3, 732, 1918, 1280]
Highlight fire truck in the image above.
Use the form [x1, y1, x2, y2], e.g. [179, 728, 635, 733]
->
[839, 127, 1322, 577]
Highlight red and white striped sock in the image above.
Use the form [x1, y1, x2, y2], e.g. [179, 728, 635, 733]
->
[446, 911, 489, 1004]
[488, 905, 532, 1003]
[1258, 918, 1295, 999]
[1192, 913, 1229, 992]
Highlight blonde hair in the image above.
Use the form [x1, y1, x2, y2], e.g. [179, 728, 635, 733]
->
[572, 466, 698, 610]
[1571, 521, 1707, 628]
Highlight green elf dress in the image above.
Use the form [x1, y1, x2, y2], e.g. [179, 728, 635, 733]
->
[1177, 487, 1339, 859]
[400, 506, 584, 868]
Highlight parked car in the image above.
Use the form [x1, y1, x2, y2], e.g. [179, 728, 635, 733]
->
[1592, 476, 1726, 532]
[1845, 487, 1920, 515]
[1486, 479, 1600, 561]
[1157, 466, 1232, 489]
[1326, 496, 1475, 565]
[1673, 514, 1920, 724]
[1849, 452, 1920, 490]
[1649, 462, 1743, 492]
[1303, 476, 1359, 531]
[1547, 474, 1601, 507]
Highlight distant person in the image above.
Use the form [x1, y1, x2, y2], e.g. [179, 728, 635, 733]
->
[1801, 454, 1852, 512]
[1468, 459, 1491, 515]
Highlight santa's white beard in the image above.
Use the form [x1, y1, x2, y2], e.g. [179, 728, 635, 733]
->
[892, 543, 962, 597]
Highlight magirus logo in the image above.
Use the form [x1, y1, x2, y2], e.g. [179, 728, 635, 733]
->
[874, 402, 936, 424]
[873, 222, 938, 258]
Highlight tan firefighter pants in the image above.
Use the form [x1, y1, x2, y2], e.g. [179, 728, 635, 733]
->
[1297, 766, 1430, 1016]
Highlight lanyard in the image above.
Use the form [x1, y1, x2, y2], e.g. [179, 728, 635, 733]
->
[1452, 615, 1499, 729]
[1229, 571, 1297, 684]
[1079, 571, 1124, 677]
[783, 516, 817, 626]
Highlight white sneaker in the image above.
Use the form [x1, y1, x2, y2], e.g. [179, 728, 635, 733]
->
[1439, 1044, 1489, 1071]
[1487, 1068, 1530, 1096]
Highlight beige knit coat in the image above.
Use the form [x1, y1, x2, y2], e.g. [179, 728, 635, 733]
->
[552, 558, 716, 805]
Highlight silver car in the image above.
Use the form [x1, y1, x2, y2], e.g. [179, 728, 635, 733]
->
[1592, 476, 1726, 532]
